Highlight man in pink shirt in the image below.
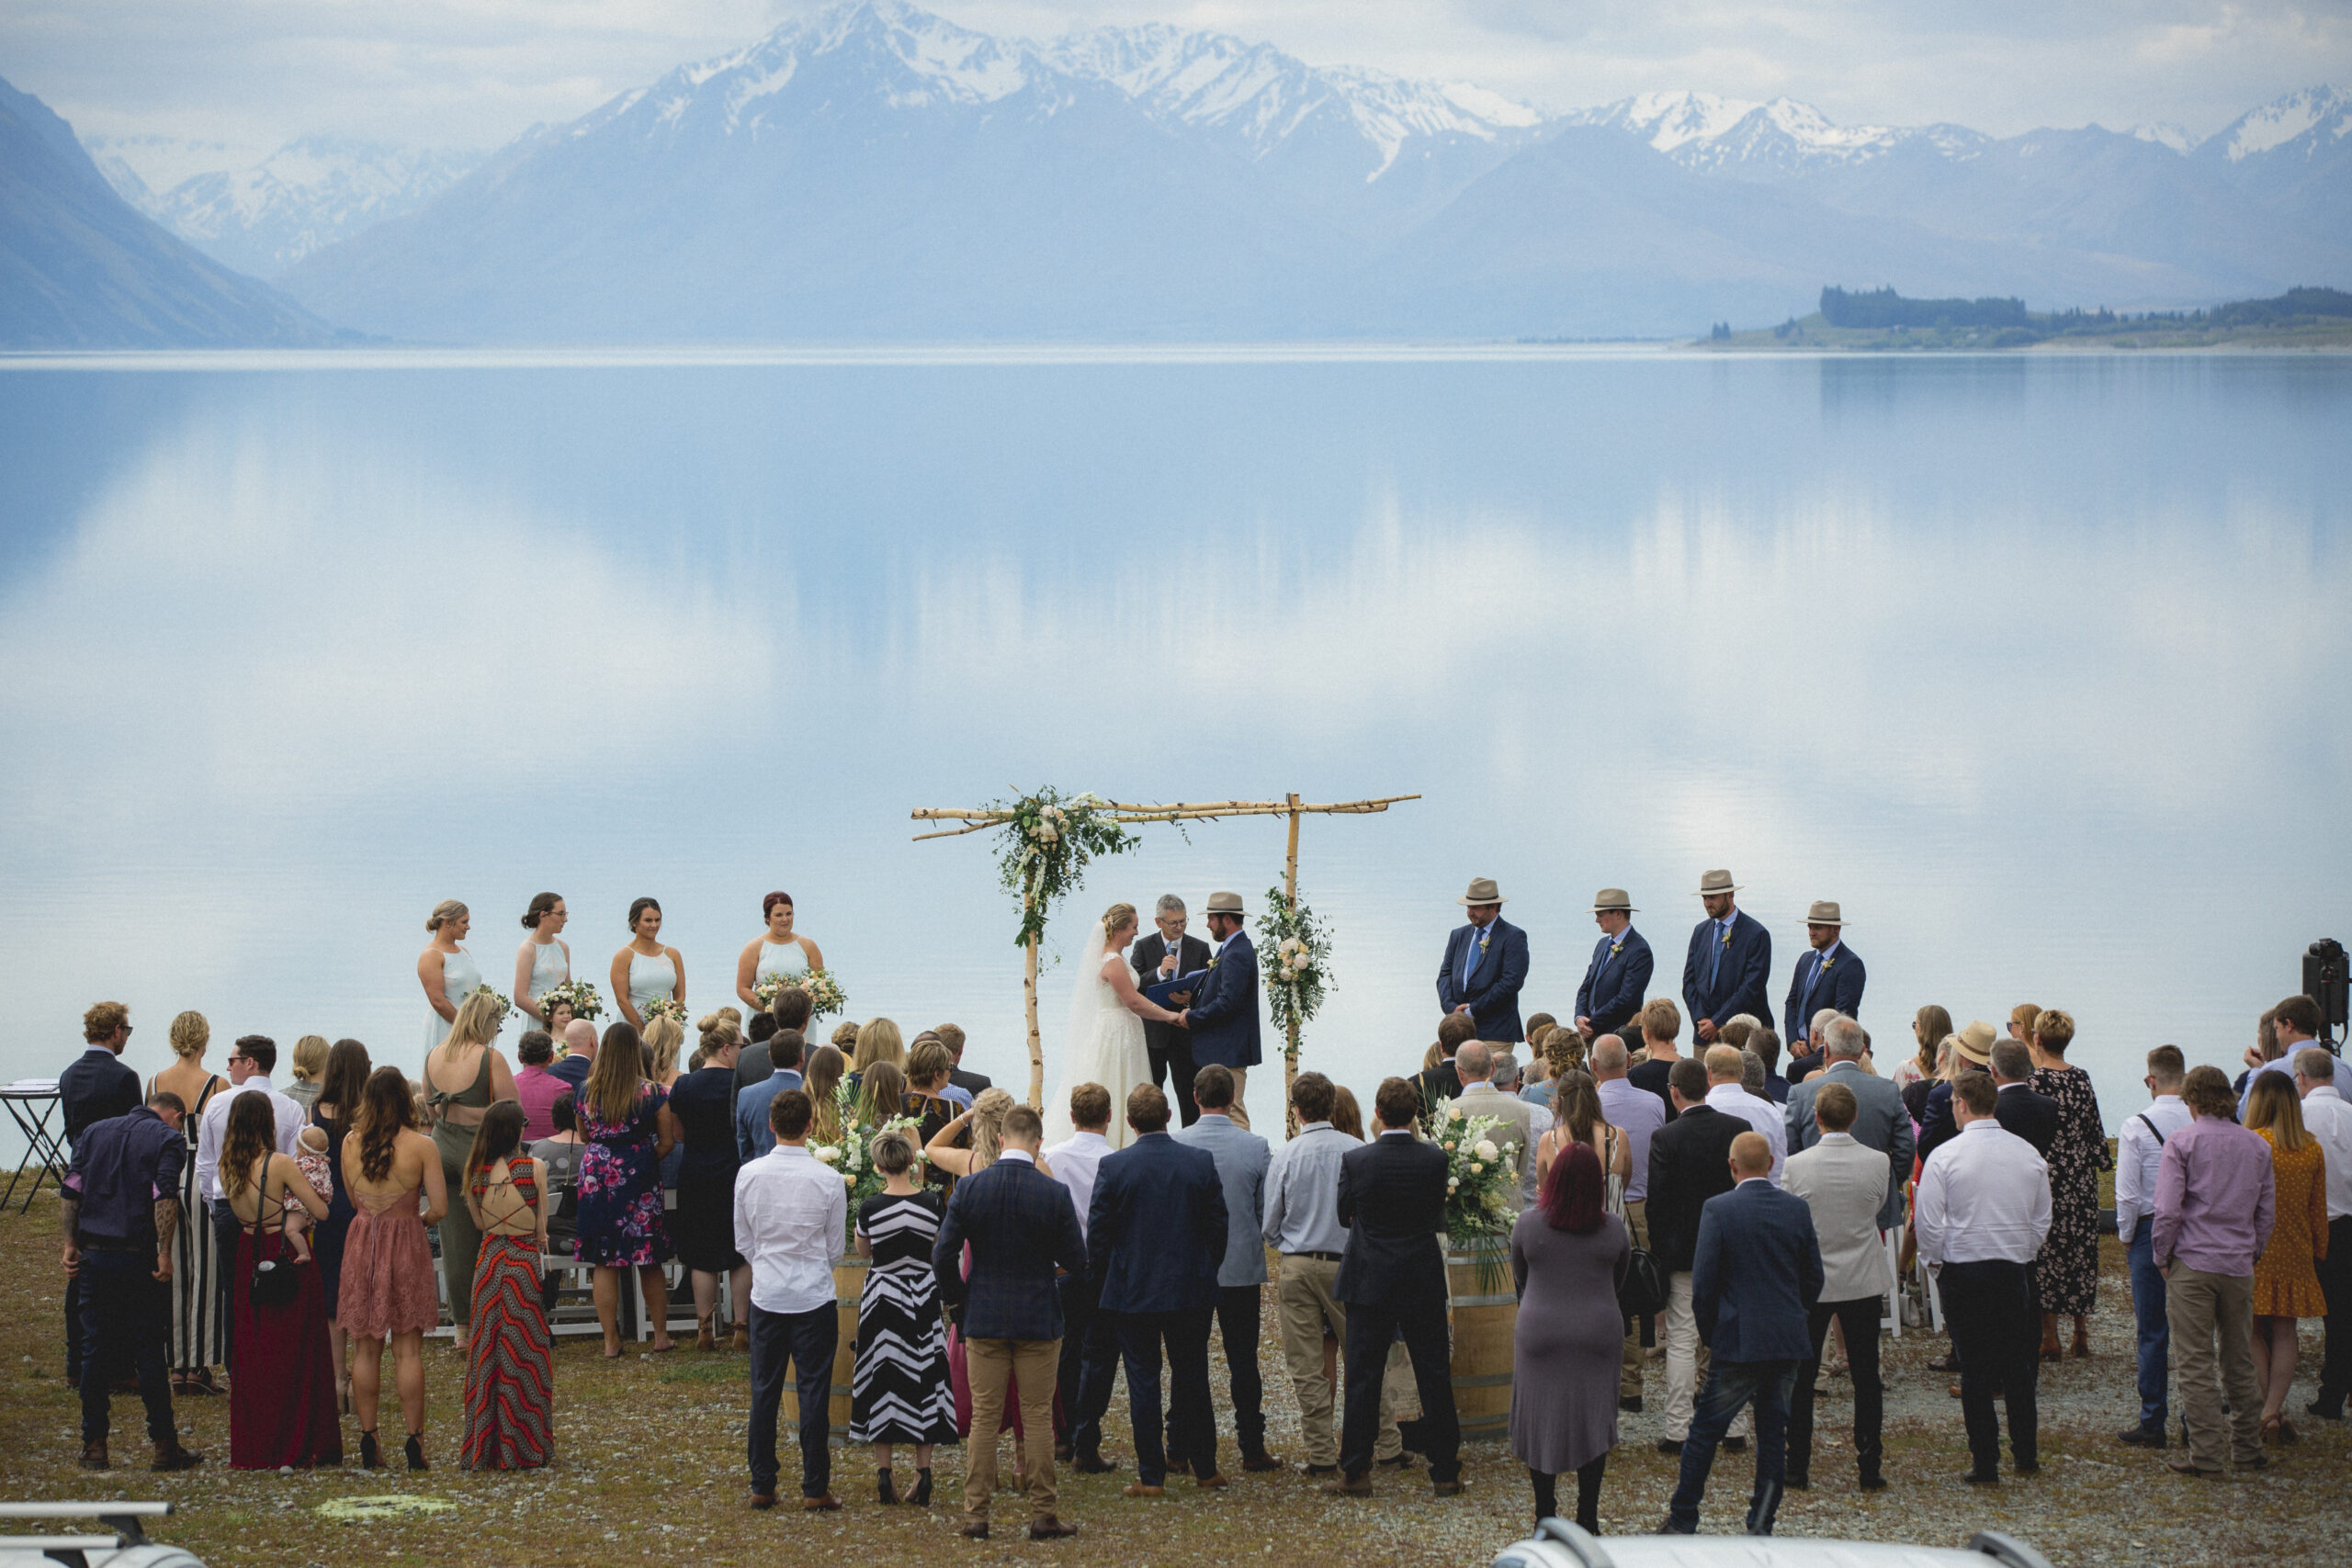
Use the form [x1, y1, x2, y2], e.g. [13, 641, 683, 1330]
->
[2152, 1065, 2277, 1475]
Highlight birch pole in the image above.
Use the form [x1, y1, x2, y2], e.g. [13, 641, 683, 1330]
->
[1283, 792, 1303, 1131]
[1023, 928, 1042, 1110]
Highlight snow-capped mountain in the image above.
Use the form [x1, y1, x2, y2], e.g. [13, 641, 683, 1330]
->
[1562, 90, 1985, 176]
[2202, 84, 2352, 164]
[85, 137, 484, 276]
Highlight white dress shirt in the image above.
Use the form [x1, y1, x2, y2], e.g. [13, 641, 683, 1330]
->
[2299, 1085, 2352, 1222]
[1782, 1132, 1895, 1301]
[194, 1076, 306, 1202]
[732, 1143, 846, 1314]
[2113, 1093, 2194, 1239]
[1704, 1081, 1786, 1185]
[1915, 1119, 2052, 1267]
[1042, 1130, 1112, 1244]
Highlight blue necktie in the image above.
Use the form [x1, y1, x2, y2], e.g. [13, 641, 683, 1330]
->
[1707, 919, 1728, 989]
[1459, 929, 1478, 991]
[1800, 952, 1825, 1016]
[1595, 936, 1613, 976]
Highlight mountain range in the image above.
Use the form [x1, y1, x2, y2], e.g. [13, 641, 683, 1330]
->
[8, 0, 2352, 344]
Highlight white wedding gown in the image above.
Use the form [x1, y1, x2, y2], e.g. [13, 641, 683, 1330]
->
[1041, 921, 1151, 1150]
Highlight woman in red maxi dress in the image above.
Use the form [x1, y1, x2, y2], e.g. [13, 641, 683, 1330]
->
[220, 1092, 342, 1469]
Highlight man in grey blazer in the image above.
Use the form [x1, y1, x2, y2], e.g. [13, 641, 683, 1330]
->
[1173, 1065, 1279, 1471]
[1782, 1016, 1914, 1233]
[1451, 1041, 1537, 1213]
[1781, 1083, 1892, 1492]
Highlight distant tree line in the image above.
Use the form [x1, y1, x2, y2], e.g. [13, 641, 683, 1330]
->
[1787, 283, 2352, 344]
[2210, 287, 2352, 328]
[1820, 286, 2029, 329]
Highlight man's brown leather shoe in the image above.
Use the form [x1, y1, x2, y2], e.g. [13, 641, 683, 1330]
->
[152, 1440, 203, 1472]
[1027, 1518, 1080, 1540]
[1241, 1452, 1283, 1472]
[1121, 1483, 1164, 1498]
[1193, 1472, 1228, 1489]
[1431, 1479, 1464, 1497]
[801, 1494, 841, 1511]
[748, 1493, 777, 1510]
[78, 1440, 108, 1471]
[961, 1521, 990, 1539]
[1318, 1472, 1374, 1496]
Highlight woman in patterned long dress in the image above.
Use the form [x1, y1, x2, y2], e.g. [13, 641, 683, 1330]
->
[2245, 1074, 2330, 1443]
[340, 1065, 448, 1471]
[2028, 1009, 2109, 1358]
[851, 1129, 956, 1505]
[459, 1102, 554, 1469]
[309, 1038, 372, 1414]
[149, 1011, 226, 1396]
[575, 1021, 677, 1356]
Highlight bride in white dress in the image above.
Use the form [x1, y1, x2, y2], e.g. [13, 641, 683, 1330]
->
[1043, 902, 1185, 1150]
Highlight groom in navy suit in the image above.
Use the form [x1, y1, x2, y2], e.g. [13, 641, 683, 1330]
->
[1436, 878, 1530, 1043]
[1175, 891, 1261, 1131]
[1682, 868, 1772, 1046]
[1575, 887, 1653, 1041]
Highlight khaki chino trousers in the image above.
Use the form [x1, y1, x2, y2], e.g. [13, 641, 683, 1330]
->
[1276, 1253, 1401, 1467]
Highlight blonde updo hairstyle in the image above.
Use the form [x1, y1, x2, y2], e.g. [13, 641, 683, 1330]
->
[426, 898, 469, 933]
[968, 1087, 1017, 1171]
[168, 1010, 211, 1061]
[291, 1034, 330, 1082]
[697, 1012, 742, 1054]
[1101, 902, 1138, 940]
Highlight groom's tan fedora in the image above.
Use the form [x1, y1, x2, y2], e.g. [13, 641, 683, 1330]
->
[1204, 890, 1245, 916]
[1591, 888, 1637, 913]
[1459, 877, 1507, 907]
[1804, 900, 1848, 927]
[1693, 869, 1742, 897]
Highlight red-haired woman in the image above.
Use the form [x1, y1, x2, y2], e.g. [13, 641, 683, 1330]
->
[1508, 1140, 1629, 1533]
[735, 892, 825, 1011]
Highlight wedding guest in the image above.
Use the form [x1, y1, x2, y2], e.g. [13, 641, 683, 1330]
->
[576, 1021, 676, 1357]
[1916, 1071, 2050, 1484]
[939, 1023, 991, 1099]
[220, 1092, 339, 1469]
[1330, 1085, 1366, 1141]
[60, 1001, 141, 1388]
[1915, 1021, 1996, 1167]
[1590, 1036, 1664, 1411]
[2155, 1065, 2275, 1475]
[1090, 1084, 1227, 1494]
[1328, 1077, 1462, 1497]
[1681, 870, 1771, 1049]
[2023, 1009, 2107, 1361]
[644, 1013, 686, 1088]
[1173, 1065, 1277, 1472]
[340, 1066, 446, 1471]
[1509, 1141, 1627, 1530]
[423, 991, 518, 1353]
[2112, 1044, 2193, 1447]
[1133, 894, 1210, 1127]
[1649, 1057, 1747, 1455]
[419, 899, 483, 1054]
[549, 1019, 597, 1089]
[512, 1029, 563, 1142]
[194, 1035, 304, 1374]
[739, 987, 813, 1089]
[933, 1101, 1082, 1540]
[1177, 890, 1264, 1129]
[1784, 1016, 1911, 1230]
[851, 1016, 906, 1088]
[1626, 998, 1685, 1115]
[1747, 1028, 1790, 1105]
[854, 1060, 907, 1135]
[458, 1102, 552, 1469]
[62, 1088, 200, 1472]
[282, 1035, 328, 1112]
[151, 1011, 226, 1397]
[1419, 1013, 1476, 1109]
[735, 891, 824, 1012]
[741, 1012, 778, 1083]
[851, 1127, 956, 1504]
[1702, 1044, 1785, 1185]
[307, 1039, 369, 1410]
[1046, 1083, 1120, 1465]
[1575, 888, 1652, 1043]
[1437, 877, 1530, 1044]
[732, 1090, 845, 1509]
[1535, 1069, 1630, 1202]
[2245, 995, 2323, 1115]
[2293, 1047, 2352, 1423]
[737, 1031, 808, 1162]
[802, 1044, 848, 1149]
[611, 897, 684, 1031]
[1781, 902, 1862, 1055]
[1659, 1133, 1821, 1536]
[1990, 1040, 2060, 1156]
[904, 1041, 962, 1150]
[2245, 1074, 2328, 1442]
[527, 1092, 586, 1279]
[514, 892, 571, 1026]
[1895, 1006, 1951, 1098]
[1450, 1040, 1537, 1210]
[1782, 1084, 1891, 1492]
[2007, 1002, 2041, 1046]
[673, 1014, 750, 1352]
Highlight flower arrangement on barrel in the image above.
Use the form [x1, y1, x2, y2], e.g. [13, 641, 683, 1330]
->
[753, 969, 848, 1019]
[810, 1077, 921, 1235]
[1423, 1098, 1521, 1282]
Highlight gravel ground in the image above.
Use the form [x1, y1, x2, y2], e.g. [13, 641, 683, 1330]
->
[2, 1200, 2342, 1567]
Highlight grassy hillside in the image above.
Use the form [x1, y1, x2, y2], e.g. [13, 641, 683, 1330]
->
[1693, 285, 2352, 352]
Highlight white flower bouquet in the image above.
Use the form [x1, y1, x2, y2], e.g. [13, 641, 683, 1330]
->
[1421, 1105, 1520, 1247]
[464, 984, 514, 1025]
[639, 995, 687, 1025]
[537, 978, 604, 1026]
[790, 968, 848, 1020]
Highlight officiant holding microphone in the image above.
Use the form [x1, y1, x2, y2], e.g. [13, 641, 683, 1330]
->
[1133, 896, 1212, 1127]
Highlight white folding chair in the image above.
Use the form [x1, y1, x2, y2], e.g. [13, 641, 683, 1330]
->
[1879, 1224, 1905, 1338]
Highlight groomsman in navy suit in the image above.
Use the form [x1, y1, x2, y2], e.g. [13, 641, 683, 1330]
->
[1781, 902, 1865, 1052]
[1575, 888, 1653, 1043]
[1682, 869, 1772, 1047]
[1436, 878, 1530, 1043]
[1175, 891, 1262, 1131]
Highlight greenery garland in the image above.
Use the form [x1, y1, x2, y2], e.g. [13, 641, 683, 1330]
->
[988, 787, 1139, 949]
[1255, 883, 1331, 1054]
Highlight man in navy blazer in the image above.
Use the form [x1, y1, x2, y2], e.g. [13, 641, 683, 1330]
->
[1574, 888, 1651, 1042]
[1176, 891, 1262, 1130]
[1781, 901, 1865, 1051]
[1990, 1041, 2061, 1156]
[60, 1002, 141, 1391]
[1662, 1132, 1824, 1537]
[1328, 1077, 1463, 1497]
[1683, 869, 1772, 1047]
[1437, 877, 1529, 1044]
[1087, 1084, 1228, 1492]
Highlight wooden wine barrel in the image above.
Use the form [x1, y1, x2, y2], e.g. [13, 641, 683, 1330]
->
[781, 1255, 866, 1440]
[1445, 1237, 1516, 1443]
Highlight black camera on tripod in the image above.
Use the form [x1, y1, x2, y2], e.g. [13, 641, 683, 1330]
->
[2303, 939, 2348, 1052]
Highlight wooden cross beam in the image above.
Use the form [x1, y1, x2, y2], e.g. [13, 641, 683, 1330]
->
[911, 792, 1419, 1118]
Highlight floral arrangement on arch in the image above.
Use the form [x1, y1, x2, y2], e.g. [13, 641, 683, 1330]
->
[1422, 1100, 1521, 1247]
[638, 995, 687, 1026]
[1254, 885, 1330, 1052]
[537, 979, 604, 1026]
[988, 787, 1140, 949]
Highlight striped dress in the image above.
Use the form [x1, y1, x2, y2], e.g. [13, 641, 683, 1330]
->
[158, 1076, 225, 1380]
[461, 1162, 554, 1470]
[850, 1190, 957, 1444]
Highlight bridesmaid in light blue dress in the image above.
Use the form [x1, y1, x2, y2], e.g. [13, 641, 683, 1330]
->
[610, 897, 684, 1032]
[514, 892, 572, 1027]
[732, 891, 825, 1012]
[420, 899, 484, 1055]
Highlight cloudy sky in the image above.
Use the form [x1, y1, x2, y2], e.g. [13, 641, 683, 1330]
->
[5, 0, 2346, 169]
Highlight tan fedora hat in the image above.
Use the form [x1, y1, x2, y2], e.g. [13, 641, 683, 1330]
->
[1204, 890, 1245, 916]
[1693, 868, 1742, 897]
[1954, 1020, 1996, 1066]
[1804, 900, 1847, 927]
[1591, 887, 1637, 913]
[1458, 877, 1507, 907]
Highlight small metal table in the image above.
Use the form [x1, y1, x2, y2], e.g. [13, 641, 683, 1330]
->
[1, 1084, 67, 1214]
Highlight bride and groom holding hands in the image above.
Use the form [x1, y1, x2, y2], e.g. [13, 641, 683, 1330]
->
[1043, 892, 1261, 1142]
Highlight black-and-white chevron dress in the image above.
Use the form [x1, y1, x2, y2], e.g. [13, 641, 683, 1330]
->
[850, 1189, 958, 1444]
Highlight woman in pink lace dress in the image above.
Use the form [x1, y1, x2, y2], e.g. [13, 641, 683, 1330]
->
[338, 1065, 449, 1471]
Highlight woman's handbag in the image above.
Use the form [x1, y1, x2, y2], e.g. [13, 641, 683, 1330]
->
[1602, 1125, 1667, 1319]
[247, 1168, 301, 1309]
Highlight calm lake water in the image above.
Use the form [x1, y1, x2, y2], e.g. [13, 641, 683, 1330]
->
[4, 347, 2348, 1145]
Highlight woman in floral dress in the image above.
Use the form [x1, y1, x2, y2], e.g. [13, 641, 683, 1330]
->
[2028, 1009, 2109, 1358]
[575, 1021, 677, 1356]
